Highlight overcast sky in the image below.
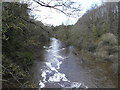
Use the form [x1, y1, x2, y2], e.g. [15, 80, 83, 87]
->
[23, 0, 102, 26]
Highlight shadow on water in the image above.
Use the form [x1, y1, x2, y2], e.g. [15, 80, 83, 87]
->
[31, 38, 117, 88]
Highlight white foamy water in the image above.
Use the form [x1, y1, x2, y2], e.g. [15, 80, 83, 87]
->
[39, 38, 88, 88]
[60, 82, 88, 88]
[39, 80, 45, 88]
[48, 72, 69, 82]
[46, 62, 58, 72]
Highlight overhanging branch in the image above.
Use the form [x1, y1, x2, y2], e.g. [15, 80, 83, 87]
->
[19, 16, 54, 37]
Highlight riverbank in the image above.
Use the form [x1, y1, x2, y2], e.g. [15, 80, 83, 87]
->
[30, 38, 118, 88]
[30, 38, 93, 88]
[72, 48, 118, 88]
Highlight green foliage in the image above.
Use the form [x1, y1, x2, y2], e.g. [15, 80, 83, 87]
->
[92, 25, 98, 39]
[53, 2, 118, 76]
[96, 33, 118, 62]
[2, 2, 50, 88]
[3, 56, 26, 77]
[16, 52, 33, 67]
[2, 2, 118, 87]
[97, 33, 118, 48]
[2, 56, 36, 88]
[54, 25, 73, 46]
[102, 23, 107, 34]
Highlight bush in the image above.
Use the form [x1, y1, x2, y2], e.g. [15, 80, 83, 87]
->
[111, 62, 118, 74]
[92, 25, 98, 39]
[96, 33, 118, 62]
[16, 52, 33, 67]
[2, 56, 36, 88]
[83, 39, 97, 52]
[97, 33, 118, 49]
[102, 23, 107, 34]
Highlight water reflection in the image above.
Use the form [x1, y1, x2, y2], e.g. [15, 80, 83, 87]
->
[39, 38, 88, 88]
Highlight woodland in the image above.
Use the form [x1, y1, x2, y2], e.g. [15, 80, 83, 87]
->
[1, 1, 119, 88]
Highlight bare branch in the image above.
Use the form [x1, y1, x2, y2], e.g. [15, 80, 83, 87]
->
[1, 64, 23, 87]
[31, 0, 81, 17]
[19, 16, 54, 37]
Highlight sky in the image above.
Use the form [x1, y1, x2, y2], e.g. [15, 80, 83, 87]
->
[23, 0, 102, 26]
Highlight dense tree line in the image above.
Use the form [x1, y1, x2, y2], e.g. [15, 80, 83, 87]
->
[71, 2, 118, 51]
[54, 2, 119, 75]
[1, 0, 82, 88]
[2, 2, 50, 88]
[2, 1, 119, 88]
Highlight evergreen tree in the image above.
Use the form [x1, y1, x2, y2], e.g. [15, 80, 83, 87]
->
[92, 25, 97, 39]
[102, 23, 107, 34]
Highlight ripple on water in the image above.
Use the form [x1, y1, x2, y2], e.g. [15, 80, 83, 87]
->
[39, 38, 88, 88]
[39, 61, 88, 88]
[48, 72, 69, 82]
[60, 82, 88, 88]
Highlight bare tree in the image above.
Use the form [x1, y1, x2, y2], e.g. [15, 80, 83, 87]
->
[24, 0, 81, 18]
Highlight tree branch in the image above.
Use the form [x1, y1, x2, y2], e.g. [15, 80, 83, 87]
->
[19, 16, 54, 37]
[32, 0, 81, 17]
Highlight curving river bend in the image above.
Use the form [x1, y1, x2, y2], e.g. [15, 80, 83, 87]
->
[31, 38, 117, 88]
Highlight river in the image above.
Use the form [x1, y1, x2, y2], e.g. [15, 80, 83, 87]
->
[31, 38, 117, 88]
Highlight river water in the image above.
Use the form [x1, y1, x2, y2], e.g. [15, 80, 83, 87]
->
[31, 38, 117, 88]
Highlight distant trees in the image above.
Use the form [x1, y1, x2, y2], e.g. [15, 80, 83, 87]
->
[2, 1, 119, 87]
[53, 25, 72, 46]
[72, 2, 118, 42]
[54, 2, 119, 75]
[1, 0, 82, 87]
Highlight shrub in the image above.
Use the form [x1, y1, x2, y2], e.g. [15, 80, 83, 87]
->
[16, 52, 33, 69]
[92, 25, 98, 39]
[97, 33, 118, 49]
[2, 56, 36, 88]
[96, 33, 118, 62]
[111, 62, 118, 74]
[102, 23, 107, 34]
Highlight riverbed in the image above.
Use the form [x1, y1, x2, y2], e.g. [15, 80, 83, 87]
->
[31, 38, 117, 88]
